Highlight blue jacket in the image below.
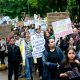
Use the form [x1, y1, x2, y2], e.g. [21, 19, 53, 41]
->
[42, 47, 64, 80]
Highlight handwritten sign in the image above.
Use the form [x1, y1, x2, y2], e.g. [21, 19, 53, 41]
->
[52, 18, 73, 39]
[30, 33, 45, 58]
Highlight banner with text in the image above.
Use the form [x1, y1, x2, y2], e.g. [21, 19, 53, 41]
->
[52, 18, 73, 39]
[47, 12, 69, 28]
[30, 33, 45, 58]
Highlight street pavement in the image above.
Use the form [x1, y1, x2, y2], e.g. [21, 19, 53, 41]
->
[0, 70, 39, 80]
[0, 57, 40, 80]
[0, 70, 8, 80]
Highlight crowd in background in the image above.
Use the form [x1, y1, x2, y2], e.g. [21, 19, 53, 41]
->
[0, 22, 80, 80]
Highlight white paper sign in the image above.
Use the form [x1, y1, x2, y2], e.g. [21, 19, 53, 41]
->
[30, 33, 45, 58]
[39, 20, 47, 31]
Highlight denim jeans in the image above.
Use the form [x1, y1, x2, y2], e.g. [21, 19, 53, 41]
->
[25, 57, 33, 79]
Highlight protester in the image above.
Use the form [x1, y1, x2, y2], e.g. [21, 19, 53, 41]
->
[67, 37, 76, 50]
[25, 32, 33, 80]
[14, 34, 23, 77]
[47, 28, 53, 36]
[44, 30, 50, 41]
[34, 28, 44, 80]
[8, 37, 22, 80]
[0, 39, 6, 64]
[59, 48, 80, 80]
[42, 38, 64, 80]
[72, 27, 80, 50]
[14, 34, 20, 47]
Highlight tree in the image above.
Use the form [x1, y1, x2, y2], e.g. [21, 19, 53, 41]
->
[0, 0, 79, 22]
[0, 0, 28, 18]
[67, 0, 78, 22]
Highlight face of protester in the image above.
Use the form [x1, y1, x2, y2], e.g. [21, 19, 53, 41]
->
[14, 35, 19, 40]
[36, 29, 40, 33]
[46, 31, 50, 37]
[9, 38, 15, 45]
[25, 32, 30, 41]
[73, 28, 78, 35]
[68, 49, 76, 61]
[48, 39, 55, 48]
[69, 37, 74, 45]
[21, 32, 24, 38]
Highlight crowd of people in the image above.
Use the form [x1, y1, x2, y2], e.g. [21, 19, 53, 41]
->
[0, 22, 80, 80]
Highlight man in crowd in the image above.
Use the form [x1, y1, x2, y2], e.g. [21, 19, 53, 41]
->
[8, 37, 22, 80]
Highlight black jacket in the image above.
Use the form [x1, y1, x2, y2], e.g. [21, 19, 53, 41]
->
[8, 44, 22, 64]
[59, 62, 80, 80]
[42, 47, 64, 80]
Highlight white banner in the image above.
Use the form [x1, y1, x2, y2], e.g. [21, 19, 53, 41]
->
[30, 33, 45, 58]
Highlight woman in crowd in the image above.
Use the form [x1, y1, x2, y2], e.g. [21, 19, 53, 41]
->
[68, 37, 76, 50]
[42, 38, 64, 80]
[25, 32, 33, 80]
[44, 30, 50, 41]
[34, 28, 44, 80]
[59, 48, 80, 80]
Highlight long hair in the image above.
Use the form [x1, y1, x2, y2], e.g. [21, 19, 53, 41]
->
[63, 47, 77, 67]
[45, 39, 50, 52]
[45, 38, 55, 52]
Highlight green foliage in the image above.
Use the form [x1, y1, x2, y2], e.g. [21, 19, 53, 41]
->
[67, 0, 79, 22]
[0, 0, 80, 21]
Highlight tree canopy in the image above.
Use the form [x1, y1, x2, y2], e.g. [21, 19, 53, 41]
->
[0, 0, 80, 22]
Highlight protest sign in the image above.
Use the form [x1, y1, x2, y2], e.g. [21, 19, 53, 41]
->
[0, 24, 12, 38]
[30, 33, 45, 58]
[52, 18, 73, 39]
[24, 20, 34, 26]
[47, 12, 69, 28]
[34, 14, 40, 29]
[39, 20, 47, 31]
[24, 21, 30, 26]
[16, 21, 24, 27]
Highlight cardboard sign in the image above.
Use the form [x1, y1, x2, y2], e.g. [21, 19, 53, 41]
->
[52, 18, 73, 39]
[30, 33, 45, 58]
[0, 24, 12, 38]
[34, 14, 40, 29]
[47, 12, 69, 28]
[16, 21, 24, 27]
